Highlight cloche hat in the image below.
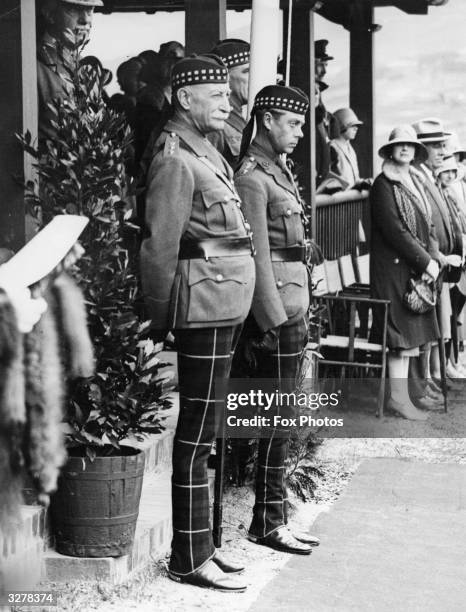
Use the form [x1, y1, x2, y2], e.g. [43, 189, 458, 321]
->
[378, 124, 428, 162]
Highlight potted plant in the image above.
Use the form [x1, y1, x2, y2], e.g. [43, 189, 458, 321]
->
[19, 53, 172, 557]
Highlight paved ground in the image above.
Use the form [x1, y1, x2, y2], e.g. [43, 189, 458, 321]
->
[249, 457, 466, 612]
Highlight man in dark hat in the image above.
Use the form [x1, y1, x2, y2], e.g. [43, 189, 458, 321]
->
[37, 0, 103, 140]
[140, 54, 255, 592]
[234, 85, 320, 555]
[315, 39, 333, 82]
[209, 39, 250, 167]
[314, 40, 338, 186]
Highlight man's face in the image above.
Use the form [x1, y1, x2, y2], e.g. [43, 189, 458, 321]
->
[424, 140, 447, 169]
[315, 60, 327, 81]
[53, 3, 94, 48]
[181, 83, 231, 134]
[228, 63, 249, 105]
[266, 110, 306, 155]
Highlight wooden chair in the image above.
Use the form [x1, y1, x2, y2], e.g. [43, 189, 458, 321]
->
[312, 259, 390, 417]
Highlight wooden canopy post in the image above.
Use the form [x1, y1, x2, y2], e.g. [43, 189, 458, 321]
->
[283, 3, 316, 234]
[0, 0, 37, 251]
[185, 0, 226, 54]
[349, 1, 375, 178]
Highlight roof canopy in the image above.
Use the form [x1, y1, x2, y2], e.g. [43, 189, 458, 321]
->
[97, 0, 448, 22]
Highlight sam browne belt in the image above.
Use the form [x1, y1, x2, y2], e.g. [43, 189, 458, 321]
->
[179, 235, 255, 260]
[271, 244, 308, 263]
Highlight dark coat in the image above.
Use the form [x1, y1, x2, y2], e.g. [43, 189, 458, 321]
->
[370, 161, 440, 350]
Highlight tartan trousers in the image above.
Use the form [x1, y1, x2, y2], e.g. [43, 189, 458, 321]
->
[248, 317, 308, 538]
[169, 325, 242, 576]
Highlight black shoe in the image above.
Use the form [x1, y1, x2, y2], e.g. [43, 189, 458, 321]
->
[168, 560, 247, 592]
[248, 526, 312, 555]
[292, 530, 320, 546]
[212, 551, 245, 574]
[412, 395, 443, 411]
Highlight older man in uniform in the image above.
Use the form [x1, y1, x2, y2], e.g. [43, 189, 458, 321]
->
[234, 85, 320, 554]
[140, 55, 255, 592]
[208, 39, 250, 167]
[37, 0, 102, 141]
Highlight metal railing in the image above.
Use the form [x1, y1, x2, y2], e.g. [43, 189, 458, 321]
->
[314, 189, 370, 259]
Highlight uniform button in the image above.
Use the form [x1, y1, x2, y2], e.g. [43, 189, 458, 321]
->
[276, 280, 283, 288]
[394, 258, 399, 264]
[170, 132, 176, 137]
[286, 209, 292, 216]
[236, 202, 241, 208]
[244, 222, 251, 230]
[215, 274, 224, 282]
[249, 156, 255, 161]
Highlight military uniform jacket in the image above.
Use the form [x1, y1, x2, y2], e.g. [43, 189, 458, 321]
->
[37, 34, 74, 141]
[140, 116, 255, 331]
[208, 98, 246, 168]
[234, 142, 310, 331]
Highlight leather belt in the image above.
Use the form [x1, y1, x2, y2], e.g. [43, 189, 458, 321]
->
[179, 235, 255, 260]
[271, 245, 308, 263]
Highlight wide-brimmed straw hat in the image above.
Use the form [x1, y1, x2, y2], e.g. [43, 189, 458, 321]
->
[412, 117, 451, 143]
[378, 124, 428, 162]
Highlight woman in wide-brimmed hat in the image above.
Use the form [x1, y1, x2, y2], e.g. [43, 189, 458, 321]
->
[370, 125, 441, 420]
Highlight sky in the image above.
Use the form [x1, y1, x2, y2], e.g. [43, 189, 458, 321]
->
[85, 0, 466, 165]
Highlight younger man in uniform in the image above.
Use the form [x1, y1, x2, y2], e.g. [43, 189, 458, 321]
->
[235, 85, 320, 554]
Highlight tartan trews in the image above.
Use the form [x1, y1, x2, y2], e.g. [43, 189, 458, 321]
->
[169, 325, 241, 576]
[249, 317, 308, 538]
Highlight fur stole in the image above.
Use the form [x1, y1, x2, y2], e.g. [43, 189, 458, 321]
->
[24, 291, 66, 506]
[52, 273, 94, 379]
[382, 159, 425, 185]
[0, 289, 25, 530]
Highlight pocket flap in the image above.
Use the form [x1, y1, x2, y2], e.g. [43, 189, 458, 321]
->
[188, 259, 246, 286]
[269, 198, 302, 220]
[201, 186, 235, 208]
[274, 262, 307, 287]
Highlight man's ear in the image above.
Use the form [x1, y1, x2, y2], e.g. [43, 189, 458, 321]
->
[262, 111, 273, 132]
[176, 87, 191, 111]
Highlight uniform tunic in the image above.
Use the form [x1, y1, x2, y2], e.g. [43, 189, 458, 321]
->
[37, 34, 75, 141]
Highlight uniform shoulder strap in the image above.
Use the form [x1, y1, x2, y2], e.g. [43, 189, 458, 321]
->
[163, 131, 180, 157]
[236, 155, 258, 177]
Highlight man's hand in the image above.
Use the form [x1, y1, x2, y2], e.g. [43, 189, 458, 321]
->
[242, 327, 280, 370]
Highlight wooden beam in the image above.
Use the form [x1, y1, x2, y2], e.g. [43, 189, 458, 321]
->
[185, 0, 226, 54]
[0, 0, 36, 251]
[283, 4, 314, 207]
[349, 3, 374, 178]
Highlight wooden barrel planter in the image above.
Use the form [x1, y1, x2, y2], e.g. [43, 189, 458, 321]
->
[50, 446, 145, 557]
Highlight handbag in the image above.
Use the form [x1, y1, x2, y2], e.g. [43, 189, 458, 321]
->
[403, 276, 437, 314]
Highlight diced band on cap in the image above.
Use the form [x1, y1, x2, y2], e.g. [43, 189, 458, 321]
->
[221, 50, 250, 68]
[171, 55, 229, 90]
[253, 85, 309, 115]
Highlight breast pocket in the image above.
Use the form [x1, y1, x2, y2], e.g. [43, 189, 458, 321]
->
[268, 198, 304, 245]
[201, 186, 241, 232]
[186, 259, 247, 322]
